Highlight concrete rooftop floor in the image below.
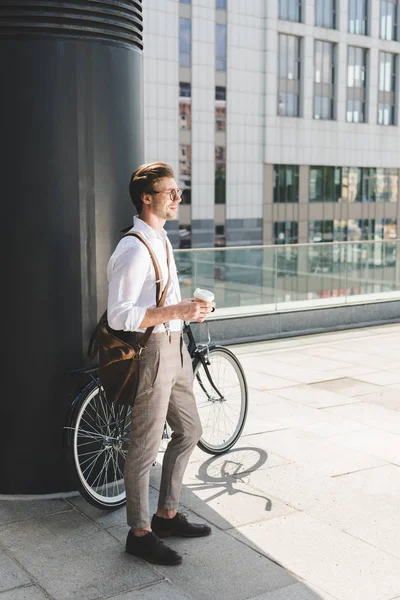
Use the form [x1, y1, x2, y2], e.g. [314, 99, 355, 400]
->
[1, 322, 400, 600]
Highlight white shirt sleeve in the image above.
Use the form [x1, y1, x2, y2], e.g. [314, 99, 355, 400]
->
[107, 242, 151, 331]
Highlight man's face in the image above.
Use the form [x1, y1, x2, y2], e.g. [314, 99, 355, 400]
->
[150, 177, 182, 221]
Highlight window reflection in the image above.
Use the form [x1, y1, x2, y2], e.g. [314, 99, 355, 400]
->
[378, 52, 397, 125]
[216, 86, 226, 131]
[274, 165, 299, 203]
[347, 47, 367, 123]
[315, 0, 336, 28]
[179, 145, 191, 205]
[278, 35, 301, 117]
[179, 18, 191, 68]
[179, 82, 191, 131]
[314, 41, 336, 119]
[279, 0, 302, 22]
[349, 0, 368, 34]
[381, 0, 397, 40]
[216, 24, 227, 71]
[215, 146, 226, 204]
[309, 167, 342, 202]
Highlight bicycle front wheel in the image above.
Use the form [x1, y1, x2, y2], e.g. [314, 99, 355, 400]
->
[66, 380, 130, 509]
[193, 346, 248, 455]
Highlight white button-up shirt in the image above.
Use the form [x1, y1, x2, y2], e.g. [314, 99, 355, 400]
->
[107, 216, 182, 333]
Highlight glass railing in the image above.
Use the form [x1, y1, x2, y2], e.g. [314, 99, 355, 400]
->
[174, 240, 400, 316]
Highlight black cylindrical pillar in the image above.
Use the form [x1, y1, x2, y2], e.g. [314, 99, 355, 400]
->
[1, 1, 144, 493]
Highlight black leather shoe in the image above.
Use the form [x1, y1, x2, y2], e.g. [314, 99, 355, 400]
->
[151, 512, 212, 538]
[126, 531, 182, 565]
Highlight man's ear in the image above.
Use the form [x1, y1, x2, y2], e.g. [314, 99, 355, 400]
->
[141, 193, 152, 206]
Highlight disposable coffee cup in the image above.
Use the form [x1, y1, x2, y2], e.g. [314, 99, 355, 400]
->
[193, 288, 215, 303]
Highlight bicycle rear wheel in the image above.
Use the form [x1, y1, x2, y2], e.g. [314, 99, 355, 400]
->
[192, 346, 248, 455]
[66, 380, 130, 509]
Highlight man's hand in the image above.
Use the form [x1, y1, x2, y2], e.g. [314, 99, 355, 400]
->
[177, 298, 214, 323]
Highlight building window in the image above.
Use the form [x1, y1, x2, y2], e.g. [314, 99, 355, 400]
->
[349, 0, 368, 34]
[381, 0, 397, 40]
[278, 35, 301, 117]
[347, 47, 367, 123]
[308, 220, 335, 243]
[314, 41, 336, 120]
[273, 222, 298, 244]
[216, 0, 226, 8]
[216, 86, 226, 131]
[273, 165, 299, 203]
[279, 0, 302, 22]
[375, 168, 399, 202]
[180, 0, 191, 3]
[216, 24, 227, 71]
[179, 226, 191, 249]
[315, 0, 336, 28]
[378, 52, 397, 125]
[179, 18, 191, 68]
[342, 167, 374, 202]
[310, 167, 342, 202]
[179, 145, 191, 205]
[215, 225, 226, 247]
[179, 83, 191, 131]
[215, 146, 226, 204]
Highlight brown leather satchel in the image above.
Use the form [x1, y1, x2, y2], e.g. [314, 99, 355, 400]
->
[88, 232, 170, 406]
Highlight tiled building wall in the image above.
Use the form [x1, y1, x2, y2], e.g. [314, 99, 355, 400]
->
[225, 0, 265, 246]
[191, 0, 216, 247]
[142, 1, 180, 246]
[264, 0, 400, 168]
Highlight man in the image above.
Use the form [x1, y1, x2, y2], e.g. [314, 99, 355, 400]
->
[107, 162, 214, 566]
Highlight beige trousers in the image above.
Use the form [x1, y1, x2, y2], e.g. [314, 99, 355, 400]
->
[124, 331, 202, 529]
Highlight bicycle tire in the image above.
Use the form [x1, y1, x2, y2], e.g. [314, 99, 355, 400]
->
[192, 346, 248, 455]
[65, 379, 130, 509]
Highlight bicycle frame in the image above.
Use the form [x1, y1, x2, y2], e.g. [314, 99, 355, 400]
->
[184, 322, 225, 402]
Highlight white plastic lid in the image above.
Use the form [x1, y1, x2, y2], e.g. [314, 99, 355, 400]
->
[194, 287, 215, 302]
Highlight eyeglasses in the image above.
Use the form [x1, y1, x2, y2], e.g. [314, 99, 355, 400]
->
[152, 188, 183, 201]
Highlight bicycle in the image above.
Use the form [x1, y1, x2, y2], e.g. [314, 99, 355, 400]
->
[64, 322, 248, 510]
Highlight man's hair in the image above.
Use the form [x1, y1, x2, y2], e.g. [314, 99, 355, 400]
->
[129, 162, 175, 214]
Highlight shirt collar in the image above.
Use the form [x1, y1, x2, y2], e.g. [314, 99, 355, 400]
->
[132, 215, 167, 241]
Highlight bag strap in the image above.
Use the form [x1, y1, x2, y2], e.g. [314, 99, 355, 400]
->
[88, 231, 171, 359]
[128, 233, 171, 349]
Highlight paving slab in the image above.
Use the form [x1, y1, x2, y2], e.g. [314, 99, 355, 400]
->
[271, 384, 359, 409]
[247, 372, 299, 391]
[0, 586, 49, 600]
[309, 377, 383, 398]
[151, 449, 296, 530]
[300, 346, 399, 370]
[67, 485, 158, 531]
[247, 582, 339, 600]
[352, 370, 400, 386]
[334, 464, 400, 499]
[243, 428, 385, 477]
[0, 510, 162, 600]
[263, 351, 349, 372]
[238, 356, 340, 385]
[0, 550, 31, 593]
[154, 528, 295, 600]
[0, 499, 71, 525]
[108, 581, 193, 600]
[330, 426, 400, 466]
[242, 398, 365, 438]
[322, 402, 400, 435]
[230, 512, 400, 600]
[354, 388, 400, 412]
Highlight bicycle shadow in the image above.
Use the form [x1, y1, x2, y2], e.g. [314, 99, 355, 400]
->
[183, 446, 272, 512]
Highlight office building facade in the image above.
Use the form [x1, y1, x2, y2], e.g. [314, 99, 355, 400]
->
[142, 0, 400, 249]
